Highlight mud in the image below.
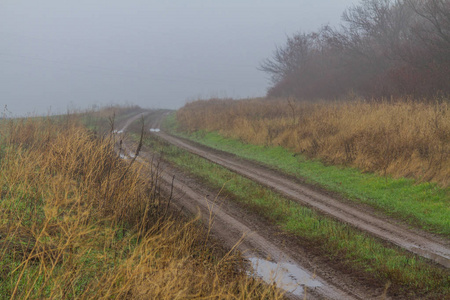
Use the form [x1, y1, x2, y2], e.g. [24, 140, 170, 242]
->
[134, 153, 367, 299]
[141, 110, 450, 269]
[248, 257, 322, 297]
[116, 111, 375, 299]
[116, 110, 449, 298]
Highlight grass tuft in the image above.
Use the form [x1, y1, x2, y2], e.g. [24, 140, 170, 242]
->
[0, 113, 283, 299]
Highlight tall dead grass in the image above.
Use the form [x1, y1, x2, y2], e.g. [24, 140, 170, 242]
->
[0, 115, 282, 299]
[177, 98, 450, 186]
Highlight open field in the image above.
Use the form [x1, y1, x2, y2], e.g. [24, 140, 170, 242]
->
[171, 99, 450, 238]
[176, 98, 449, 187]
[6, 106, 445, 299]
[113, 109, 450, 299]
[140, 132, 450, 298]
[124, 104, 450, 297]
[0, 114, 282, 299]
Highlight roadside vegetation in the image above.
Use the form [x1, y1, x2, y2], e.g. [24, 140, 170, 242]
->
[0, 112, 282, 299]
[172, 98, 450, 237]
[140, 133, 450, 299]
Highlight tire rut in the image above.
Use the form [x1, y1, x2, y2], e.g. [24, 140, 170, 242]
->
[143, 110, 450, 269]
[117, 111, 372, 299]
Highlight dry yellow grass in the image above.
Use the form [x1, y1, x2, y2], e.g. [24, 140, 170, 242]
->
[177, 98, 450, 186]
[0, 115, 283, 299]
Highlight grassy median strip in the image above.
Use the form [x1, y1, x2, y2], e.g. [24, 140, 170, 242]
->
[143, 134, 450, 298]
[163, 113, 450, 238]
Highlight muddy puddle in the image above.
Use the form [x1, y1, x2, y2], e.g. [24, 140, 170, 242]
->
[248, 257, 322, 297]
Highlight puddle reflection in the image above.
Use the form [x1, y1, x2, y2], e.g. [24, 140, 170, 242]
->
[248, 257, 322, 296]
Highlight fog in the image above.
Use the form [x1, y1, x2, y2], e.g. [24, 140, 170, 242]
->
[1, 0, 355, 116]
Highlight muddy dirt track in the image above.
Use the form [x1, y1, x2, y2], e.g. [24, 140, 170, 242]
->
[118, 110, 449, 299]
[117, 112, 371, 299]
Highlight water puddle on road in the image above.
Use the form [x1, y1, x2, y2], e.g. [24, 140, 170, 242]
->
[248, 257, 322, 297]
[149, 128, 160, 132]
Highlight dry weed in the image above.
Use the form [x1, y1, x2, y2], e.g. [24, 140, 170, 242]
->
[0, 115, 283, 299]
[177, 97, 450, 186]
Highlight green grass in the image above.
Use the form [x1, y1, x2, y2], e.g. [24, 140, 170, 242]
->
[0, 186, 131, 299]
[163, 113, 450, 237]
[142, 134, 450, 298]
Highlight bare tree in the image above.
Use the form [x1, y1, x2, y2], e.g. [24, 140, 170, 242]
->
[259, 0, 450, 100]
[408, 0, 450, 61]
[259, 33, 318, 84]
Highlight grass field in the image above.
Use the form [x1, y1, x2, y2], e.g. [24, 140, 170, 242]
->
[176, 98, 449, 187]
[165, 109, 450, 238]
[140, 133, 450, 299]
[0, 114, 282, 299]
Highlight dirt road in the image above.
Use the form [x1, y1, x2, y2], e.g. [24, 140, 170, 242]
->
[117, 111, 373, 299]
[142, 110, 450, 270]
[117, 109, 450, 299]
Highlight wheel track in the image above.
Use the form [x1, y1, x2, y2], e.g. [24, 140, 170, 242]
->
[144, 110, 450, 269]
[117, 110, 370, 299]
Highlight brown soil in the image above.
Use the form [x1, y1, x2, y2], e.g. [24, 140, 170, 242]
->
[116, 109, 449, 299]
[146, 110, 450, 269]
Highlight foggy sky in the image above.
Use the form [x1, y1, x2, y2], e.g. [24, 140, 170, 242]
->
[1, 0, 355, 116]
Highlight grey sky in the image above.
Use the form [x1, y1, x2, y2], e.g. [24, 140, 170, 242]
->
[1, 0, 355, 116]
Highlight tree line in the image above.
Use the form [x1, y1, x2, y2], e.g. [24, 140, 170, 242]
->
[261, 0, 450, 99]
